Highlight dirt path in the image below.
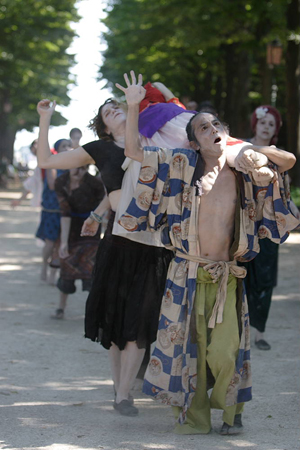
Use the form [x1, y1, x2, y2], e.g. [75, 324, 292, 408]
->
[0, 188, 299, 450]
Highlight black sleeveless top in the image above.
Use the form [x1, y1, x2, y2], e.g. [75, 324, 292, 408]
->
[82, 140, 126, 194]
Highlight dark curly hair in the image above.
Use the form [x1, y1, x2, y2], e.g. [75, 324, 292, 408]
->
[88, 98, 126, 141]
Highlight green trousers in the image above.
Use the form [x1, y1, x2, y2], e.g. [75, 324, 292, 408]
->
[173, 267, 244, 434]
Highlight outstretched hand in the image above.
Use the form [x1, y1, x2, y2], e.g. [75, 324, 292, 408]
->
[115, 70, 146, 106]
[37, 99, 56, 117]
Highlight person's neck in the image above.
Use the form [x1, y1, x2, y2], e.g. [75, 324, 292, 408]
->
[203, 153, 227, 174]
[112, 123, 126, 148]
[251, 136, 270, 147]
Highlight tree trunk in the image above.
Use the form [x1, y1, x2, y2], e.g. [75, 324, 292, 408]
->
[233, 50, 251, 138]
[260, 58, 273, 105]
[223, 44, 237, 130]
[0, 112, 17, 163]
[285, 0, 300, 186]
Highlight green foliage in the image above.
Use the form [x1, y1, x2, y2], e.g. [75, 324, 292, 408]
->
[291, 186, 300, 207]
[0, 0, 79, 132]
[100, 0, 289, 136]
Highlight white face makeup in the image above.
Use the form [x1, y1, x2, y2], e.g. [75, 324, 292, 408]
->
[255, 112, 276, 143]
[192, 113, 227, 156]
[101, 103, 126, 134]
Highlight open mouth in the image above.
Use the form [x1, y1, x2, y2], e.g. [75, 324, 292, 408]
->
[214, 137, 221, 144]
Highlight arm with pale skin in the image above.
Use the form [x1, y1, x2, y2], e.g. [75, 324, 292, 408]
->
[59, 217, 71, 259]
[115, 71, 146, 163]
[11, 188, 30, 208]
[45, 168, 57, 190]
[36, 99, 94, 169]
[233, 144, 296, 174]
[151, 82, 175, 101]
[80, 195, 111, 236]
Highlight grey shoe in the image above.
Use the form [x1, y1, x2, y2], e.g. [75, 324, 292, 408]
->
[113, 387, 134, 406]
[51, 309, 64, 320]
[113, 399, 139, 416]
[255, 339, 271, 350]
[220, 414, 243, 435]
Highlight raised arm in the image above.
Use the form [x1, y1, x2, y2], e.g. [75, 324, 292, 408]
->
[152, 82, 175, 101]
[115, 71, 146, 162]
[37, 99, 94, 169]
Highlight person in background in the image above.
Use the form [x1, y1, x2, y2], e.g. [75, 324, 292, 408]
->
[52, 165, 106, 319]
[69, 128, 82, 149]
[36, 139, 71, 284]
[242, 105, 289, 350]
[11, 140, 43, 208]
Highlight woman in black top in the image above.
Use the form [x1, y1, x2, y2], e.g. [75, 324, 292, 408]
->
[36, 97, 173, 417]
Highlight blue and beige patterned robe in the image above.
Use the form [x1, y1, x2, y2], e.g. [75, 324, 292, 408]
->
[119, 146, 299, 422]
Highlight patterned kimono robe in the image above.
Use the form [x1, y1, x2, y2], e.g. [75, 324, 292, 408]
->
[119, 146, 299, 422]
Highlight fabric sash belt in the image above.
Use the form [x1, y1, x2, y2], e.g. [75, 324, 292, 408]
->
[176, 251, 247, 328]
[42, 207, 61, 213]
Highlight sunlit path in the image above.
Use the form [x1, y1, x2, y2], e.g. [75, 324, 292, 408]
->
[1, 188, 300, 450]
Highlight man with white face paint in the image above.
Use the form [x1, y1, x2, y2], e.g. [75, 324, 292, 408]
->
[116, 72, 299, 435]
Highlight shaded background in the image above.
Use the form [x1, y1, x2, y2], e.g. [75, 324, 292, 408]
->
[0, 0, 299, 187]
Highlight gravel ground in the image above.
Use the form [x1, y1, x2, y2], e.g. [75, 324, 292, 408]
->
[0, 188, 299, 450]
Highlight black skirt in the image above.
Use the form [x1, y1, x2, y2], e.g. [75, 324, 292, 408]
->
[84, 211, 173, 350]
[242, 238, 279, 332]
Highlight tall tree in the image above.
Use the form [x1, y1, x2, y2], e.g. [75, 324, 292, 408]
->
[285, 0, 300, 186]
[101, 0, 286, 133]
[0, 0, 80, 161]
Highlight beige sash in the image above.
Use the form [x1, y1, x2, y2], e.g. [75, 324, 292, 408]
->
[176, 251, 247, 328]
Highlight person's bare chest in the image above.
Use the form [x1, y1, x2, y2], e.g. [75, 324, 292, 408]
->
[197, 168, 237, 260]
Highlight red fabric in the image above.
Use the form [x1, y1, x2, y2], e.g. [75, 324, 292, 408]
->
[139, 82, 168, 112]
[251, 105, 282, 145]
[167, 98, 186, 110]
[226, 136, 245, 146]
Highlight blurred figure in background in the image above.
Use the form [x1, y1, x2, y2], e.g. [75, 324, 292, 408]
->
[243, 105, 284, 350]
[52, 165, 106, 319]
[69, 128, 82, 149]
[36, 139, 71, 284]
[11, 140, 43, 208]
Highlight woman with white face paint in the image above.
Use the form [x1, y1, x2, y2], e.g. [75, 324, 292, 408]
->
[36, 77, 195, 417]
[243, 105, 283, 351]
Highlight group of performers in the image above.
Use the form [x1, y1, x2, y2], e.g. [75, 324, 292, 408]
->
[35, 71, 299, 435]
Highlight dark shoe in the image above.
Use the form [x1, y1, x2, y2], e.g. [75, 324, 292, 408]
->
[220, 414, 243, 435]
[51, 308, 64, 320]
[113, 387, 134, 406]
[113, 399, 139, 416]
[255, 339, 271, 350]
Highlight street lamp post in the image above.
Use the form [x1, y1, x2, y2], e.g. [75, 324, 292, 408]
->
[266, 39, 283, 106]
